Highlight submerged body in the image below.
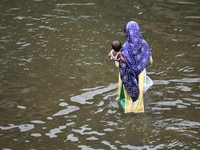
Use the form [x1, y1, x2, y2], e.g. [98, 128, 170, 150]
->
[116, 56, 153, 113]
[117, 21, 153, 113]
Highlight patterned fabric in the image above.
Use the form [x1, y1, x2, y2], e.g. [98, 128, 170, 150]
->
[119, 60, 139, 101]
[119, 21, 151, 102]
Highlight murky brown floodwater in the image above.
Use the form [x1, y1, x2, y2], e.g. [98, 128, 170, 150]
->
[0, 0, 199, 149]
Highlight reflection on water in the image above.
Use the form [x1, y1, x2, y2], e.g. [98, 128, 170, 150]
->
[71, 84, 117, 104]
[0, 0, 200, 149]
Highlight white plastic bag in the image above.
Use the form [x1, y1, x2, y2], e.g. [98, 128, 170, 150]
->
[143, 70, 153, 93]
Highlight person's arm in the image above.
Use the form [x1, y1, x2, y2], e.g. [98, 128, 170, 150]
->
[108, 52, 111, 59]
[108, 49, 113, 59]
[147, 55, 153, 65]
[119, 53, 126, 62]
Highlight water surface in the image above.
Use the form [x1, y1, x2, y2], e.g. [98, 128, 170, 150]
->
[0, 0, 200, 149]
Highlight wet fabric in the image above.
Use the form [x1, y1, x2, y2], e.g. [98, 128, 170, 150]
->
[117, 70, 145, 113]
[119, 60, 139, 101]
[119, 21, 151, 102]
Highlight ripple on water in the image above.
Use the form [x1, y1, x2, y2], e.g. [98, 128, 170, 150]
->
[86, 136, 98, 141]
[0, 99, 18, 109]
[45, 128, 62, 138]
[77, 145, 95, 150]
[153, 80, 169, 85]
[30, 120, 46, 124]
[66, 134, 79, 142]
[166, 0, 198, 5]
[55, 3, 96, 6]
[169, 78, 200, 83]
[0, 124, 18, 130]
[52, 105, 80, 117]
[72, 124, 105, 136]
[185, 16, 200, 19]
[70, 84, 117, 104]
[19, 124, 35, 132]
[17, 105, 26, 109]
[101, 140, 117, 149]
[31, 133, 42, 137]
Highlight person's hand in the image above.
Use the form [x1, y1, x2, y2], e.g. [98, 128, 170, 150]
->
[147, 56, 153, 65]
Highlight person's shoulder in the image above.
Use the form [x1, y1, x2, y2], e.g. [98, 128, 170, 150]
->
[142, 39, 149, 44]
[109, 49, 114, 54]
[141, 39, 150, 47]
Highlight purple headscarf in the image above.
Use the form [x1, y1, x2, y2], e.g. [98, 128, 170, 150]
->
[119, 21, 151, 101]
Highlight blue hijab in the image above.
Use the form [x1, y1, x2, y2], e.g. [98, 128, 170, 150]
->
[119, 21, 151, 101]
